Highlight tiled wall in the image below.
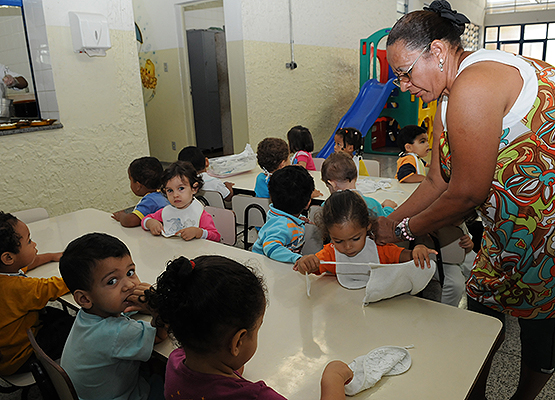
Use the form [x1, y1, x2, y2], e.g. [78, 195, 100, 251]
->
[0, 7, 34, 94]
[22, 0, 59, 120]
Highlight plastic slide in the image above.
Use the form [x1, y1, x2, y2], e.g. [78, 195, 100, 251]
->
[317, 78, 396, 158]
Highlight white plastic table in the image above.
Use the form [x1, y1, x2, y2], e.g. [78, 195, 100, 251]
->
[225, 167, 420, 206]
[27, 209, 501, 400]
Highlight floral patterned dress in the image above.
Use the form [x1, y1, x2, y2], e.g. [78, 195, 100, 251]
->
[439, 49, 555, 319]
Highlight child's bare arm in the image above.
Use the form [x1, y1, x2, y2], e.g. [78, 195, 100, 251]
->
[320, 360, 353, 400]
[459, 234, 474, 253]
[111, 210, 141, 227]
[312, 189, 323, 198]
[293, 255, 321, 274]
[399, 245, 437, 269]
[26, 252, 63, 271]
[223, 182, 235, 201]
[381, 199, 397, 209]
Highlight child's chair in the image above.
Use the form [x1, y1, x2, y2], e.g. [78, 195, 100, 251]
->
[27, 329, 79, 400]
[313, 158, 325, 171]
[0, 361, 36, 400]
[12, 208, 49, 224]
[197, 190, 226, 209]
[231, 195, 270, 250]
[204, 206, 236, 246]
[362, 159, 380, 176]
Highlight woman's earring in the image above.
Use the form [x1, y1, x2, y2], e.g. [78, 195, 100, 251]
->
[439, 59, 444, 72]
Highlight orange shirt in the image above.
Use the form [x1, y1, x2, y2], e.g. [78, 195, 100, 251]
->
[316, 242, 404, 275]
[0, 271, 68, 375]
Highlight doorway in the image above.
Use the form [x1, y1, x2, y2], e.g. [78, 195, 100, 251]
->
[182, 1, 233, 156]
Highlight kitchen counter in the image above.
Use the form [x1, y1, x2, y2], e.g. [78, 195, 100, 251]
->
[0, 122, 63, 136]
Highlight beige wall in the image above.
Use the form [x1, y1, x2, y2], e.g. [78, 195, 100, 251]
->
[132, 0, 397, 159]
[0, 27, 149, 217]
[242, 41, 359, 151]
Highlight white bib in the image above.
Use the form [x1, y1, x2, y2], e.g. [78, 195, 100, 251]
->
[161, 198, 204, 237]
[335, 237, 379, 289]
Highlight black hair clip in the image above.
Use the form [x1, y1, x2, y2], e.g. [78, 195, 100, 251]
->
[424, 0, 469, 26]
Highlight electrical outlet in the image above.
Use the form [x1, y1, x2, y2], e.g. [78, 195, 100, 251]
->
[172, 141, 176, 151]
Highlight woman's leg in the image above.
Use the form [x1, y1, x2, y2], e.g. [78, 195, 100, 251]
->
[511, 317, 555, 400]
[466, 297, 506, 400]
[510, 363, 552, 400]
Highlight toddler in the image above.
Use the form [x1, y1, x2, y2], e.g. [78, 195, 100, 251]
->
[294, 190, 436, 275]
[146, 255, 353, 400]
[321, 152, 396, 217]
[287, 125, 316, 171]
[395, 125, 429, 183]
[142, 161, 221, 242]
[333, 127, 369, 176]
[253, 166, 314, 263]
[0, 211, 72, 376]
[255, 138, 290, 198]
[178, 146, 234, 201]
[112, 156, 169, 227]
[59, 232, 166, 400]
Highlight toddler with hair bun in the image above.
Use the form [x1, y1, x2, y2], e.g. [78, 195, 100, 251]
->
[147, 255, 353, 399]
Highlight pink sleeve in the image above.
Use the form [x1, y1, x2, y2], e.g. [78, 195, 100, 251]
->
[199, 211, 221, 242]
[296, 152, 310, 163]
[141, 208, 163, 230]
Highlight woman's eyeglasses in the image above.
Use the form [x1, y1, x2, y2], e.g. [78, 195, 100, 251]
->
[392, 43, 431, 88]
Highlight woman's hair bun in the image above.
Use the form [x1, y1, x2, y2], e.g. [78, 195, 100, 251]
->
[424, 0, 469, 33]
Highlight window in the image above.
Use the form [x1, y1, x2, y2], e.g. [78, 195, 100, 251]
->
[484, 23, 555, 64]
[487, 0, 555, 14]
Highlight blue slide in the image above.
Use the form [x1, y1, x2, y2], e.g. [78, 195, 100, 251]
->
[317, 78, 396, 158]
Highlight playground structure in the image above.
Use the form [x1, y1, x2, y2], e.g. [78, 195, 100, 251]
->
[317, 28, 436, 159]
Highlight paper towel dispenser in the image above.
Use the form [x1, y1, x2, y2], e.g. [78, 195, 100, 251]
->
[69, 12, 111, 57]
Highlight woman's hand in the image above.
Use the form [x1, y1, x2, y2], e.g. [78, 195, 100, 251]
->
[293, 255, 320, 274]
[373, 216, 399, 245]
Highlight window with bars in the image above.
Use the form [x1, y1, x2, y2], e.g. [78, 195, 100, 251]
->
[486, 0, 555, 14]
[484, 23, 555, 64]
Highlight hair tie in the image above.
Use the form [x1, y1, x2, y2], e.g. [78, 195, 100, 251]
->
[424, 0, 469, 27]
[190, 260, 195, 269]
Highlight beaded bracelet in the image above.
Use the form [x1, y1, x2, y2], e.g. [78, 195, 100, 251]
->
[397, 217, 415, 241]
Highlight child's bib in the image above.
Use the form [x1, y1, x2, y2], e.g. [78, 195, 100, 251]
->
[335, 237, 379, 289]
[161, 199, 204, 237]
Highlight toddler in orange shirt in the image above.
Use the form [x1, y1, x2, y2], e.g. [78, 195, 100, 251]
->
[0, 211, 72, 376]
[294, 190, 436, 275]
